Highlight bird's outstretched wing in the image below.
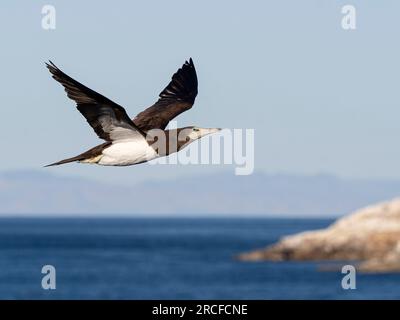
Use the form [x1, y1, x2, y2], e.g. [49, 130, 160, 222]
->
[133, 58, 198, 131]
[46, 61, 145, 142]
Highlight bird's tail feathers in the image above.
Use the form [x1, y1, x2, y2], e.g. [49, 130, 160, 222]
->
[45, 142, 110, 167]
[44, 155, 85, 167]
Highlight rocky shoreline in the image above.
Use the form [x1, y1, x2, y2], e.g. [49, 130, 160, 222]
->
[238, 198, 400, 272]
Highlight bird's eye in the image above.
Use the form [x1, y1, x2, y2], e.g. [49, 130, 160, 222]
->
[193, 128, 200, 132]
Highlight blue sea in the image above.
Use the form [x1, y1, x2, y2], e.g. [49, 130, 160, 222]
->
[0, 217, 399, 300]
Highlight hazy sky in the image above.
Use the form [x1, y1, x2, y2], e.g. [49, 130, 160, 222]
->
[1, 0, 399, 184]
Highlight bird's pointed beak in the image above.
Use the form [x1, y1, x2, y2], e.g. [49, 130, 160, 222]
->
[202, 128, 222, 136]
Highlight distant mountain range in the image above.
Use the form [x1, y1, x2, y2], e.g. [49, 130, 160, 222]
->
[1, 170, 400, 216]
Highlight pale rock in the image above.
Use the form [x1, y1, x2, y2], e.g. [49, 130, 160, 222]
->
[238, 198, 400, 272]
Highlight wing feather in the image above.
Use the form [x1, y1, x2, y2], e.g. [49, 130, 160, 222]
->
[46, 61, 145, 142]
[133, 58, 198, 131]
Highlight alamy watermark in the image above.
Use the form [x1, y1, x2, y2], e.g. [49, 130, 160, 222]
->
[341, 265, 356, 290]
[341, 5, 356, 30]
[41, 5, 56, 30]
[146, 121, 255, 175]
[41, 265, 56, 290]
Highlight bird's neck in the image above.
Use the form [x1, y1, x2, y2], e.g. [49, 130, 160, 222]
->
[147, 129, 191, 156]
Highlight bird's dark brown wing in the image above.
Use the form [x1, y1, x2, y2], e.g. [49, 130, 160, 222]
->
[46, 61, 145, 141]
[133, 58, 198, 131]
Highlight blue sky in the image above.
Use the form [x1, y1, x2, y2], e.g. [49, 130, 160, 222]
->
[1, 0, 399, 184]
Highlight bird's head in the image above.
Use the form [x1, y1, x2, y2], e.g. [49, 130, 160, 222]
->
[179, 126, 222, 143]
[147, 126, 222, 156]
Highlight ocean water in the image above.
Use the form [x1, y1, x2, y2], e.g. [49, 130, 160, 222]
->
[0, 217, 399, 300]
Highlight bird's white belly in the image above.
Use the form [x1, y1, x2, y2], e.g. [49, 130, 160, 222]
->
[98, 140, 158, 166]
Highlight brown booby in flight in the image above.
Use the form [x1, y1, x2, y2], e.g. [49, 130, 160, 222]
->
[45, 59, 221, 167]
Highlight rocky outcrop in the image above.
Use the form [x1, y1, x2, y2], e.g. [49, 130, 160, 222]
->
[238, 198, 400, 272]
[358, 242, 400, 272]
